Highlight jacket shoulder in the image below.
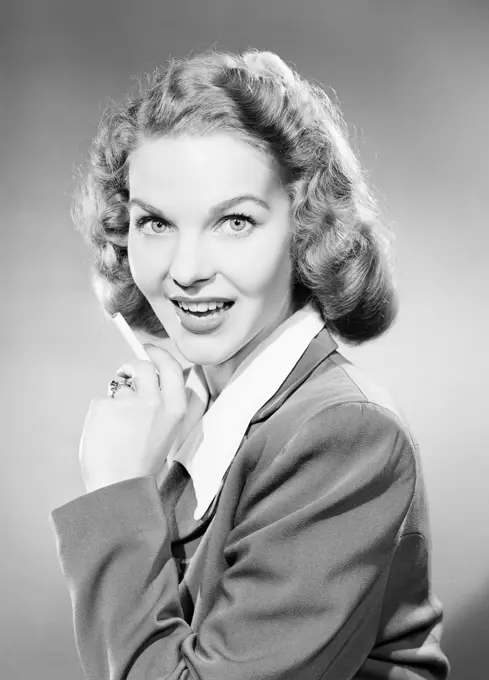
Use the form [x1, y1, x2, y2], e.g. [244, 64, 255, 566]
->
[293, 351, 411, 431]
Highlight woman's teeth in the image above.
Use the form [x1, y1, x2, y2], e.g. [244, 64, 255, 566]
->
[177, 300, 230, 312]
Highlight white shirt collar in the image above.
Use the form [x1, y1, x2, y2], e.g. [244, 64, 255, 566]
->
[167, 302, 325, 520]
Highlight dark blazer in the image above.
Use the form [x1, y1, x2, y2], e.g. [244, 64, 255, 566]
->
[50, 328, 449, 680]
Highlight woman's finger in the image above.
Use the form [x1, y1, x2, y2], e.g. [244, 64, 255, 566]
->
[115, 359, 160, 400]
[143, 344, 187, 416]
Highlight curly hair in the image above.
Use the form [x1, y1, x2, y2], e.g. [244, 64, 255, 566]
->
[74, 47, 397, 344]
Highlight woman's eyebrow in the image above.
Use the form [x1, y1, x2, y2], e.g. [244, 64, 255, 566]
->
[128, 194, 270, 220]
[128, 198, 167, 219]
[209, 195, 271, 215]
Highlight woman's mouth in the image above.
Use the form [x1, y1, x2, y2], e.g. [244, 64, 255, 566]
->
[171, 299, 235, 333]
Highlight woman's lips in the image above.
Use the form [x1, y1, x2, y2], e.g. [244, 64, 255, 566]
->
[172, 300, 235, 334]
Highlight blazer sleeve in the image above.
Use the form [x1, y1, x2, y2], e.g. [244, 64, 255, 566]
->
[50, 401, 445, 680]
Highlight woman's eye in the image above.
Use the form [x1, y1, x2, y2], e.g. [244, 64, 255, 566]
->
[134, 216, 170, 234]
[220, 214, 256, 235]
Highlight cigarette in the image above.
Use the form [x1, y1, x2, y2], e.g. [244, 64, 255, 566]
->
[112, 313, 152, 362]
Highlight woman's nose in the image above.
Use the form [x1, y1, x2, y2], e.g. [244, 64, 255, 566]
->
[169, 237, 214, 287]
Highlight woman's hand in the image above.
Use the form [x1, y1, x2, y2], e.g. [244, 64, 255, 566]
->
[79, 345, 187, 494]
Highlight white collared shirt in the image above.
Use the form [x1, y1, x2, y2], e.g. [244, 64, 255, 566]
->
[167, 302, 325, 520]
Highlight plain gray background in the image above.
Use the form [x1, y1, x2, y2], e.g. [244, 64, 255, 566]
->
[2, 1, 488, 678]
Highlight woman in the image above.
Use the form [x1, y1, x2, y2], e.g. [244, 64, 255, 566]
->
[50, 49, 450, 679]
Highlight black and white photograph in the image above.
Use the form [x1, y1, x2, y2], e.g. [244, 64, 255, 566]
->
[2, 1, 488, 678]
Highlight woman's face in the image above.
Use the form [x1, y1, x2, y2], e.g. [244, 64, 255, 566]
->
[127, 133, 295, 369]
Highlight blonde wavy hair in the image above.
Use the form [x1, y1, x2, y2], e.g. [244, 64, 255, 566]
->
[74, 48, 397, 344]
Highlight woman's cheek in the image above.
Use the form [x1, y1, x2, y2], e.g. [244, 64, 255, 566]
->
[127, 237, 144, 287]
[227, 248, 281, 295]
[128, 242, 168, 296]
[249, 253, 292, 298]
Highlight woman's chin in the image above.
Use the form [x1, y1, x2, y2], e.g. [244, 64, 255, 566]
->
[169, 334, 232, 368]
[176, 347, 227, 368]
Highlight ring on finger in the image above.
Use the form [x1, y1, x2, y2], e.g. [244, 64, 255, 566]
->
[108, 377, 134, 398]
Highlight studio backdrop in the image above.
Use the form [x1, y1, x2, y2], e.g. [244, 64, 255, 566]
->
[2, 1, 488, 679]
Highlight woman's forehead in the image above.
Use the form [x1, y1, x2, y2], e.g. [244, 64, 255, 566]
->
[128, 133, 279, 202]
